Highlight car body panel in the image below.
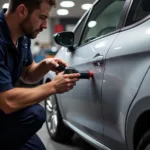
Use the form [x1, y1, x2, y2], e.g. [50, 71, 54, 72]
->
[126, 67, 150, 150]
[102, 20, 150, 150]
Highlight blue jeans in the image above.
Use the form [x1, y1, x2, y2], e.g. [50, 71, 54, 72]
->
[0, 104, 46, 150]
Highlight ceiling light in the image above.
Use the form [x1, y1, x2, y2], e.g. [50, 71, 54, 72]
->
[60, 1, 75, 8]
[2, 3, 9, 9]
[88, 21, 97, 28]
[81, 4, 92, 10]
[57, 9, 69, 16]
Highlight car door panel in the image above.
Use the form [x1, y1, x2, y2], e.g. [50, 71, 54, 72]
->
[56, 33, 119, 142]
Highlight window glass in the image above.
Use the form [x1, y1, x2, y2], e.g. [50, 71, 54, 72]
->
[126, 0, 150, 26]
[73, 13, 88, 46]
[80, 0, 125, 45]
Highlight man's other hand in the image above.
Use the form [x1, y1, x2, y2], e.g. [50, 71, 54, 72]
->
[44, 58, 68, 73]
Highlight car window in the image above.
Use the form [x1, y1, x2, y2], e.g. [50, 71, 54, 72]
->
[73, 13, 88, 46]
[126, 0, 150, 26]
[80, 0, 126, 45]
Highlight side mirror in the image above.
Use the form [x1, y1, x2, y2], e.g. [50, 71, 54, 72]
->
[53, 32, 75, 50]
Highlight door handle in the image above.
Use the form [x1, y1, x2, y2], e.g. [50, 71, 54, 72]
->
[89, 55, 104, 65]
[92, 55, 103, 62]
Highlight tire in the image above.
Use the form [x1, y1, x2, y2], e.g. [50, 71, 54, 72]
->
[136, 130, 150, 150]
[45, 94, 74, 142]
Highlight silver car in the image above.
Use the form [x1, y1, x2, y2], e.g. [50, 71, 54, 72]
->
[44, 0, 150, 150]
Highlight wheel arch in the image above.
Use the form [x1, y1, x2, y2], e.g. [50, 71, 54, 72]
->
[133, 110, 150, 149]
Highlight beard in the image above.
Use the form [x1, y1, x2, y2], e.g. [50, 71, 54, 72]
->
[20, 16, 39, 39]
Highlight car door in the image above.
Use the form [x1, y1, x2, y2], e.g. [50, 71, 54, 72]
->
[56, 0, 127, 144]
[101, 0, 150, 149]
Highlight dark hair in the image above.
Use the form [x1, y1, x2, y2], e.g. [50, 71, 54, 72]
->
[8, 0, 56, 13]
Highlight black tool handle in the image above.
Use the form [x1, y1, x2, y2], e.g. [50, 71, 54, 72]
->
[56, 64, 66, 71]
[64, 67, 92, 79]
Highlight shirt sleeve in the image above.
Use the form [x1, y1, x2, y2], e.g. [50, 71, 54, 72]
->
[0, 41, 13, 92]
[25, 38, 33, 66]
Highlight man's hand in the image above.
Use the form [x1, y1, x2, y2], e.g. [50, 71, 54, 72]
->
[21, 58, 68, 84]
[44, 58, 67, 73]
[51, 72, 80, 94]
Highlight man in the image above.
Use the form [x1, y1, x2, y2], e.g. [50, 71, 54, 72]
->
[0, 0, 80, 150]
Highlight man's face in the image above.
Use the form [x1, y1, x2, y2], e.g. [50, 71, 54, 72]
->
[20, 2, 51, 39]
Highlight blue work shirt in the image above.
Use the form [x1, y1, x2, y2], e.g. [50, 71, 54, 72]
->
[0, 10, 33, 92]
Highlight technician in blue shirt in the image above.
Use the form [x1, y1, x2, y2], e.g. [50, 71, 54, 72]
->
[0, 0, 80, 150]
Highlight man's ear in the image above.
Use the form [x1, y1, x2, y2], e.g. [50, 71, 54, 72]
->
[17, 4, 28, 19]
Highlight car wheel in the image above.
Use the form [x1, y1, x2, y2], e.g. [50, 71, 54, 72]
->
[45, 94, 74, 142]
[136, 130, 150, 150]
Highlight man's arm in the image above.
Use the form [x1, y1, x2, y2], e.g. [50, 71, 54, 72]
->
[0, 73, 80, 114]
[21, 61, 49, 84]
[0, 82, 55, 114]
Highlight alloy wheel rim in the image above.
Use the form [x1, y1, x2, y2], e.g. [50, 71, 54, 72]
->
[46, 95, 58, 134]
